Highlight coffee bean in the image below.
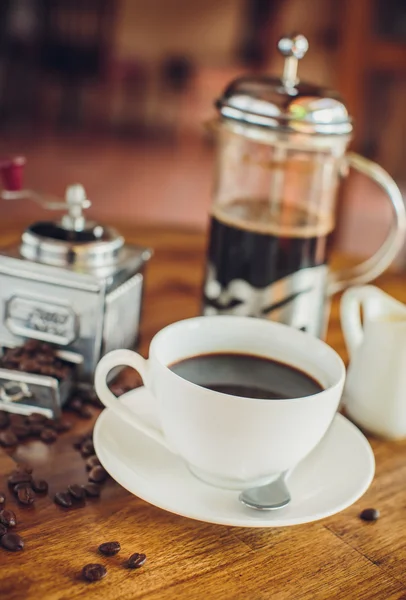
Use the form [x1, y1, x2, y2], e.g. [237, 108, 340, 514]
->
[82, 563, 107, 582]
[19, 359, 39, 373]
[109, 384, 125, 396]
[73, 435, 88, 449]
[68, 484, 85, 501]
[83, 483, 101, 498]
[72, 430, 93, 449]
[80, 390, 103, 408]
[6, 347, 23, 359]
[29, 423, 43, 436]
[98, 541, 121, 556]
[40, 342, 54, 354]
[85, 455, 101, 471]
[0, 509, 17, 527]
[1, 354, 20, 365]
[110, 383, 125, 398]
[56, 366, 69, 380]
[68, 398, 83, 413]
[127, 553, 147, 569]
[88, 466, 108, 484]
[36, 352, 54, 365]
[31, 480, 48, 494]
[0, 431, 18, 447]
[0, 491, 5, 506]
[0, 523, 7, 536]
[9, 413, 26, 427]
[52, 419, 72, 433]
[360, 508, 380, 521]
[24, 339, 41, 352]
[1, 355, 17, 367]
[54, 492, 72, 508]
[1, 532, 24, 551]
[17, 486, 35, 506]
[81, 439, 95, 458]
[2, 359, 20, 370]
[0, 411, 10, 429]
[90, 397, 103, 409]
[27, 412, 47, 424]
[39, 365, 58, 377]
[8, 471, 32, 487]
[110, 382, 133, 397]
[40, 428, 58, 444]
[11, 425, 31, 440]
[79, 405, 93, 419]
[41, 417, 55, 429]
[75, 387, 94, 401]
[13, 482, 32, 495]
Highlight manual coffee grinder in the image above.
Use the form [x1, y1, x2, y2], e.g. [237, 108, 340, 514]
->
[0, 157, 151, 416]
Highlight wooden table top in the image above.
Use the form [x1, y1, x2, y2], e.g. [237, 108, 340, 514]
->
[1, 225, 406, 600]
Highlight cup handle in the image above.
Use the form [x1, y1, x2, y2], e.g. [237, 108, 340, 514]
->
[340, 286, 372, 359]
[94, 349, 171, 450]
[328, 152, 406, 295]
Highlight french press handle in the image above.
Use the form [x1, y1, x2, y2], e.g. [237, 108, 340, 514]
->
[328, 152, 406, 295]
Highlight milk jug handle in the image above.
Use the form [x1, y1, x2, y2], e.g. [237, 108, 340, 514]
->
[328, 153, 406, 295]
[340, 287, 371, 359]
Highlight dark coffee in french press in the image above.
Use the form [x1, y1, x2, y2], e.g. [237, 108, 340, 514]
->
[205, 198, 334, 331]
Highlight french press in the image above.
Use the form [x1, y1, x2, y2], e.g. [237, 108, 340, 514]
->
[202, 34, 406, 337]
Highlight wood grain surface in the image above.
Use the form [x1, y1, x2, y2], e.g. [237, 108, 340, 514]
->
[1, 225, 406, 600]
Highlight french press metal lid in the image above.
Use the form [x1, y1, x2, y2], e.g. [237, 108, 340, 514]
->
[217, 33, 352, 136]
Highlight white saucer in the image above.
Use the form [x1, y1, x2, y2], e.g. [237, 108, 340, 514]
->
[93, 387, 375, 528]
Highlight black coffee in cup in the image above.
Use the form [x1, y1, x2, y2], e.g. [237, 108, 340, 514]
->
[170, 352, 322, 399]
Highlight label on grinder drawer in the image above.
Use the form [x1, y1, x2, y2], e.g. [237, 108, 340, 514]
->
[5, 295, 78, 345]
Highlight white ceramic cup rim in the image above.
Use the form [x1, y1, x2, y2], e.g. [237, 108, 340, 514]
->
[148, 315, 345, 402]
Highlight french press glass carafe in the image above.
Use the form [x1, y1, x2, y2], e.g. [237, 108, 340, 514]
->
[202, 34, 406, 337]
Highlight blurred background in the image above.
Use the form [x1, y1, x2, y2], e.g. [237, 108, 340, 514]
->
[0, 0, 405, 264]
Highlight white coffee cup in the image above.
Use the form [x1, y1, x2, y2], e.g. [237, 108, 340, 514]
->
[95, 316, 345, 490]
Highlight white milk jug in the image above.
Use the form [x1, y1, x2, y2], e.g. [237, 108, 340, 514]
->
[341, 285, 406, 439]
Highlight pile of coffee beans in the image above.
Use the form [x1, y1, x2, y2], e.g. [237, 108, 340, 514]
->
[0, 370, 136, 572]
[81, 542, 146, 582]
[0, 382, 109, 450]
[7, 465, 48, 508]
[0, 380, 128, 452]
[0, 340, 73, 381]
[0, 410, 72, 448]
